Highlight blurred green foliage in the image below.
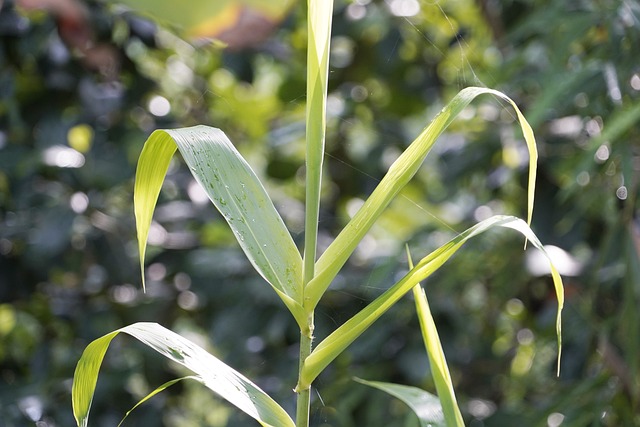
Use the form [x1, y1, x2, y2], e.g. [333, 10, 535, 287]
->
[0, 0, 638, 426]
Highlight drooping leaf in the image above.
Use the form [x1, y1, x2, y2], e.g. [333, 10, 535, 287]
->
[72, 322, 295, 427]
[299, 215, 564, 388]
[354, 378, 446, 427]
[133, 131, 177, 292]
[409, 248, 464, 427]
[72, 330, 120, 427]
[306, 87, 539, 310]
[134, 126, 305, 327]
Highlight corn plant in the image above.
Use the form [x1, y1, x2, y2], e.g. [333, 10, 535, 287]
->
[72, 1, 564, 426]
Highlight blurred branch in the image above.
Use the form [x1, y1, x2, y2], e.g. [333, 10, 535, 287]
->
[17, 0, 120, 78]
[598, 334, 639, 404]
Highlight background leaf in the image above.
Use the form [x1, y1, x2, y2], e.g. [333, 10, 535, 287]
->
[354, 378, 446, 427]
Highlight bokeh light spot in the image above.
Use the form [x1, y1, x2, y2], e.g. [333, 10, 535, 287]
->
[148, 95, 171, 117]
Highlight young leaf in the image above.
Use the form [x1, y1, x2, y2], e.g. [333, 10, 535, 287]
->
[72, 322, 295, 427]
[354, 378, 446, 427]
[299, 215, 564, 388]
[134, 126, 305, 326]
[303, 0, 334, 284]
[305, 87, 539, 310]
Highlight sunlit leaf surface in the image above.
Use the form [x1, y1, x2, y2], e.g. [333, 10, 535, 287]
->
[134, 126, 305, 325]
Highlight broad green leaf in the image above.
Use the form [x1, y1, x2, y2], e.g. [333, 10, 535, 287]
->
[305, 87, 539, 310]
[303, 0, 334, 284]
[410, 254, 464, 427]
[354, 378, 446, 427]
[134, 126, 305, 327]
[118, 376, 197, 427]
[72, 322, 295, 427]
[299, 215, 564, 388]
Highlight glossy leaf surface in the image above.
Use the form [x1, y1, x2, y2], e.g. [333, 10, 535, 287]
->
[134, 126, 305, 325]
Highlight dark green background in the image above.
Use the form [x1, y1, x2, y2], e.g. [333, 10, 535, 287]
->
[1, 0, 638, 425]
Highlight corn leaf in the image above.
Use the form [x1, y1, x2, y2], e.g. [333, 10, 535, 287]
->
[299, 215, 564, 388]
[72, 322, 295, 427]
[134, 126, 305, 326]
[305, 87, 538, 310]
[354, 378, 446, 427]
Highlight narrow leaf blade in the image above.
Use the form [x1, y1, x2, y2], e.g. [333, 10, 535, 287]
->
[354, 378, 446, 427]
[307, 87, 539, 309]
[299, 215, 563, 388]
[72, 322, 295, 427]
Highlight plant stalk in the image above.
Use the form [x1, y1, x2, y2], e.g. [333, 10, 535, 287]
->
[295, 315, 314, 427]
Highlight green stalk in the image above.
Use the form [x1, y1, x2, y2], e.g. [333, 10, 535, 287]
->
[296, 324, 314, 426]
